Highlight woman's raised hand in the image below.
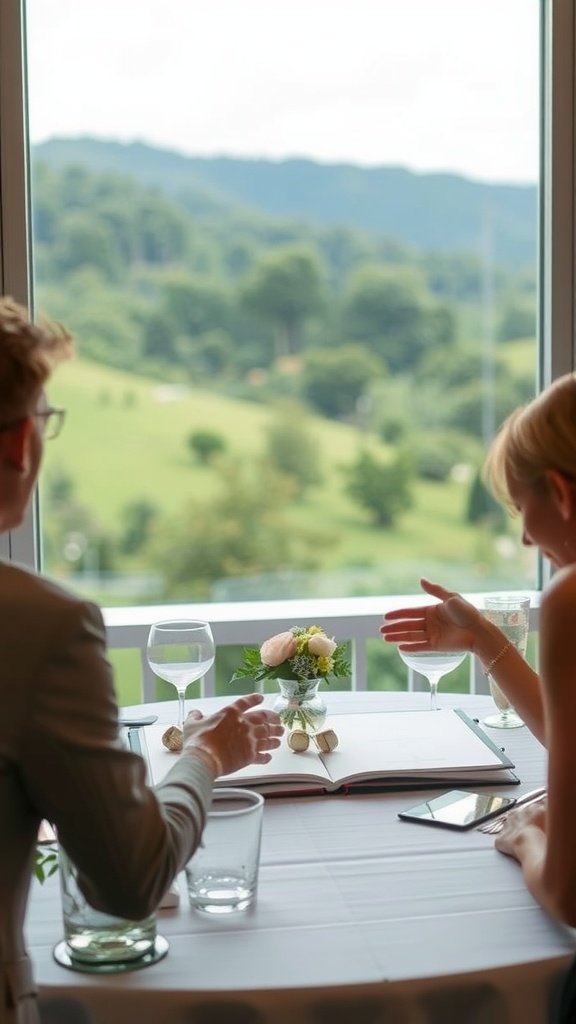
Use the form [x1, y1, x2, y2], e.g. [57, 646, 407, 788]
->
[380, 578, 484, 655]
[182, 693, 284, 777]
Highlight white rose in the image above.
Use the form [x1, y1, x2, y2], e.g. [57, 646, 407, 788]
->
[308, 633, 337, 657]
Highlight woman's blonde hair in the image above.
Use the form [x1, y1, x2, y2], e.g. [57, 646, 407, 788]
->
[0, 296, 73, 421]
[483, 373, 576, 509]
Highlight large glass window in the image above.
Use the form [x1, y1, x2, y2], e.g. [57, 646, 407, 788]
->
[10, 0, 548, 608]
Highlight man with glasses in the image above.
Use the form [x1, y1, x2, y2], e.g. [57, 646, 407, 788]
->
[0, 406, 66, 440]
[0, 297, 283, 1024]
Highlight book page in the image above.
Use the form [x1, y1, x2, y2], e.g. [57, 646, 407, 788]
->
[146, 723, 331, 786]
[219, 742, 331, 786]
[319, 709, 510, 786]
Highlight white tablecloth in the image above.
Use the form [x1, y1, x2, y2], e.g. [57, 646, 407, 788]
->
[27, 692, 576, 1023]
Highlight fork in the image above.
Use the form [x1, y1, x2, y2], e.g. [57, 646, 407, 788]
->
[476, 786, 547, 834]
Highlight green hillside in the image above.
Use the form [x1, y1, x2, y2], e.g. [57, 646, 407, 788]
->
[44, 359, 385, 523]
[42, 357, 524, 595]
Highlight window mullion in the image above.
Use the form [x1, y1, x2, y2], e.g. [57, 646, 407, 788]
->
[539, 0, 576, 589]
[0, 0, 38, 571]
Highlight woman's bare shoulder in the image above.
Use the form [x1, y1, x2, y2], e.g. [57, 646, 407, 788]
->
[541, 566, 576, 626]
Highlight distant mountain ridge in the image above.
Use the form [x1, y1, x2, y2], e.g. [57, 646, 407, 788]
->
[33, 137, 537, 265]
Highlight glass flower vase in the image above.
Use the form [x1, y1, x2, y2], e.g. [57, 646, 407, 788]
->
[273, 678, 327, 733]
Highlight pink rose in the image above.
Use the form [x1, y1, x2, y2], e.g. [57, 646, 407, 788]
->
[260, 631, 298, 667]
[308, 633, 337, 657]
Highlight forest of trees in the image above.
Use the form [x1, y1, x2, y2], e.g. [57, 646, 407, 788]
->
[31, 145, 537, 606]
[32, 156, 535, 415]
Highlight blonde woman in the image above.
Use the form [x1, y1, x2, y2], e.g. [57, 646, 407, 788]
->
[381, 373, 576, 928]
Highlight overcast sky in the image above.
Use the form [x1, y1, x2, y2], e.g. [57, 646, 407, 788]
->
[26, 0, 539, 185]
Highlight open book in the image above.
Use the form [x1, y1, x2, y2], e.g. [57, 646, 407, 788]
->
[147, 708, 518, 796]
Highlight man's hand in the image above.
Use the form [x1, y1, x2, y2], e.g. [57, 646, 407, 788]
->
[182, 694, 284, 776]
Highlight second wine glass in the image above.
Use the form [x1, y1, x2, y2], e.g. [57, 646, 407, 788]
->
[397, 649, 467, 710]
[146, 620, 215, 730]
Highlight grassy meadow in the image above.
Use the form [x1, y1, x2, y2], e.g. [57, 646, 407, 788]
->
[42, 357, 525, 587]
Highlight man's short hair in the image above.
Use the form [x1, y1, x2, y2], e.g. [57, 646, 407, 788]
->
[0, 297, 73, 420]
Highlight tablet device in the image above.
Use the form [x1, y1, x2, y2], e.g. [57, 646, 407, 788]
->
[398, 789, 516, 830]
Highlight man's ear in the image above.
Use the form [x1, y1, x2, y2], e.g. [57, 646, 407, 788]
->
[545, 469, 576, 520]
[0, 418, 33, 472]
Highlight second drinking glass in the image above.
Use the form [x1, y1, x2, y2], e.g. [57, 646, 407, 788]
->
[146, 620, 215, 729]
[482, 594, 530, 729]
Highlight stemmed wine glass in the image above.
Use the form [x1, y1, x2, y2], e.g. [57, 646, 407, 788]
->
[397, 649, 467, 710]
[146, 620, 215, 730]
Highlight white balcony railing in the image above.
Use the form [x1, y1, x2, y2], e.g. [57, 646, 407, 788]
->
[104, 591, 541, 702]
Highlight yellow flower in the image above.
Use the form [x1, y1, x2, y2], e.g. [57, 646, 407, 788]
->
[316, 654, 334, 675]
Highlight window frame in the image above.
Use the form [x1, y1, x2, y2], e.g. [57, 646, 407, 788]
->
[0, 0, 38, 567]
[1, 0, 574, 591]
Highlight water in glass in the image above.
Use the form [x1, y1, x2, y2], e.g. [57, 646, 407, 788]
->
[185, 789, 264, 915]
[59, 848, 156, 964]
[483, 594, 530, 729]
[146, 619, 215, 729]
[398, 649, 467, 710]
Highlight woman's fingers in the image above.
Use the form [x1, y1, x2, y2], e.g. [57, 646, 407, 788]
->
[382, 634, 430, 650]
[381, 579, 451, 629]
[420, 578, 455, 601]
[381, 609, 426, 625]
[494, 802, 546, 857]
[381, 618, 426, 633]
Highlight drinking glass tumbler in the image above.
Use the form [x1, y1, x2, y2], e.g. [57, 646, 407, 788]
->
[483, 593, 530, 729]
[59, 848, 157, 965]
[185, 788, 264, 914]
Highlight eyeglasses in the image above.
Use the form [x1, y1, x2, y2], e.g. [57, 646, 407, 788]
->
[0, 406, 66, 441]
[33, 407, 66, 440]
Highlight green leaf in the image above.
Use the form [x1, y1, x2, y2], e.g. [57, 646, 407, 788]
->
[34, 845, 59, 884]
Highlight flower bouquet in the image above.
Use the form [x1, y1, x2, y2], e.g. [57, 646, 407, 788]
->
[230, 625, 351, 731]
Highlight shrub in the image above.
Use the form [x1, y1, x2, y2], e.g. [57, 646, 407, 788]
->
[187, 430, 226, 464]
[343, 449, 414, 527]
